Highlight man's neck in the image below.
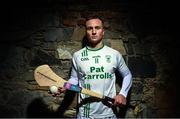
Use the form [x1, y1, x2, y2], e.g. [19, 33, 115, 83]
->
[89, 42, 103, 49]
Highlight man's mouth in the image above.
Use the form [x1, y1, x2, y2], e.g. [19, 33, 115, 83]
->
[92, 36, 97, 39]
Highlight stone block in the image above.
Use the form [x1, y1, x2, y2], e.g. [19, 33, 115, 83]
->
[63, 19, 77, 27]
[104, 30, 122, 39]
[41, 42, 56, 50]
[56, 41, 82, 60]
[30, 49, 61, 66]
[71, 26, 86, 41]
[56, 48, 72, 60]
[125, 43, 134, 55]
[128, 56, 156, 78]
[131, 80, 143, 94]
[110, 39, 126, 55]
[44, 28, 73, 42]
[42, 13, 60, 27]
[133, 43, 145, 55]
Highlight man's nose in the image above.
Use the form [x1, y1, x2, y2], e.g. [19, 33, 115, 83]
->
[92, 29, 96, 35]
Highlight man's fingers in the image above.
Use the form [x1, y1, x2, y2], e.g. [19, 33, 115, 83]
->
[114, 99, 122, 105]
[52, 93, 58, 97]
[113, 94, 127, 106]
[58, 87, 66, 93]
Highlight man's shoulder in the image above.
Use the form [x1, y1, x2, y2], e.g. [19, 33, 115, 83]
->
[73, 47, 86, 56]
[104, 45, 120, 54]
[103, 45, 124, 59]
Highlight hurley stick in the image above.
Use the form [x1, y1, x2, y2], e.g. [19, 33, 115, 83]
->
[34, 64, 114, 102]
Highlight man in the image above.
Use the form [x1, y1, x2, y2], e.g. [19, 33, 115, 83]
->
[56, 16, 132, 118]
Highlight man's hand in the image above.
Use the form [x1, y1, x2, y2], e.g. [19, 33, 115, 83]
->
[113, 94, 126, 106]
[48, 87, 66, 97]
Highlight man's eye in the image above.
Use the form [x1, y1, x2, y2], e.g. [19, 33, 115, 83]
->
[86, 27, 92, 30]
[86, 26, 102, 30]
[95, 26, 101, 29]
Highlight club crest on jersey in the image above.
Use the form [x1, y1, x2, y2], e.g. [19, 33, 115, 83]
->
[105, 55, 111, 63]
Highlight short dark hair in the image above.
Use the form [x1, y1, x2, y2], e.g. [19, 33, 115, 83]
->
[85, 15, 104, 25]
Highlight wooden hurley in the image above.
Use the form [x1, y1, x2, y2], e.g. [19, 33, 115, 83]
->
[34, 64, 114, 102]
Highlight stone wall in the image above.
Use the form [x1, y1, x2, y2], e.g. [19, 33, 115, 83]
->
[0, 0, 178, 118]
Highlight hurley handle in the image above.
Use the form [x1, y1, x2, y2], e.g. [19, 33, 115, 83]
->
[104, 96, 115, 103]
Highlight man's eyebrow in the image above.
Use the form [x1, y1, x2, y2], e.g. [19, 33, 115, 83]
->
[95, 26, 102, 28]
[86, 26, 93, 28]
[86, 25, 102, 28]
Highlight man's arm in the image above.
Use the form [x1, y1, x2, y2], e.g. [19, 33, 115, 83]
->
[119, 72, 132, 98]
[114, 53, 132, 105]
[68, 55, 79, 85]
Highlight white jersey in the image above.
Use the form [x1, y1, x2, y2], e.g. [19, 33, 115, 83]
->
[68, 45, 132, 118]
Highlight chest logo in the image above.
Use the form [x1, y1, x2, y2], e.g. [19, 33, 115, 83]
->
[92, 55, 101, 64]
[81, 57, 89, 61]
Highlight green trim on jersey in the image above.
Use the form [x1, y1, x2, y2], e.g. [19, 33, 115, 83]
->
[83, 84, 91, 118]
[86, 44, 104, 51]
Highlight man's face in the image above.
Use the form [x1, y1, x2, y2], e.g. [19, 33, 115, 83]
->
[86, 18, 104, 46]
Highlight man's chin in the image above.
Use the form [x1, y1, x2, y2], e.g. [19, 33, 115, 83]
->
[91, 38, 97, 41]
[89, 39, 101, 45]
[90, 39, 98, 43]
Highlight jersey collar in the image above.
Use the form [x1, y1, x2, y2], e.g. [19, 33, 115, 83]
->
[86, 44, 105, 51]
